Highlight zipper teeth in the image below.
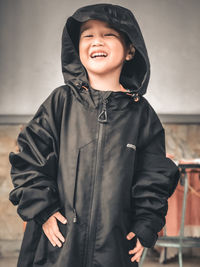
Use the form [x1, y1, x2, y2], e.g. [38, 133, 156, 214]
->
[84, 97, 109, 266]
[84, 102, 106, 266]
[84, 124, 102, 267]
[73, 149, 80, 223]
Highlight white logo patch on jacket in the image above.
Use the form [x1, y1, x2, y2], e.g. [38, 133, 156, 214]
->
[126, 144, 136, 150]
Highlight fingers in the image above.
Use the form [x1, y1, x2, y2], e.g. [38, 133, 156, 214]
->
[51, 229, 63, 248]
[130, 246, 144, 263]
[126, 231, 135, 240]
[129, 238, 143, 254]
[42, 212, 67, 248]
[53, 211, 68, 224]
[47, 227, 63, 248]
[127, 232, 144, 263]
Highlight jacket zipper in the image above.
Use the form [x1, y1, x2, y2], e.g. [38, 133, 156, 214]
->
[83, 98, 109, 267]
[72, 149, 80, 223]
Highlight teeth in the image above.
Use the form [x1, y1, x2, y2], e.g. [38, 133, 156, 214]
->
[91, 52, 107, 58]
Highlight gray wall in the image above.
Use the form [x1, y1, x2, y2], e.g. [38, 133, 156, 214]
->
[0, 0, 200, 115]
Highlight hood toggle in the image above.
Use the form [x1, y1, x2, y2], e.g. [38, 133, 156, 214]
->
[125, 92, 140, 102]
[98, 99, 108, 123]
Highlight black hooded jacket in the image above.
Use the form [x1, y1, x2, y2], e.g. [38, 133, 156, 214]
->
[9, 4, 180, 267]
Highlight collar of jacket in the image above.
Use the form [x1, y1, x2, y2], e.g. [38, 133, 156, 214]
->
[67, 80, 140, 111]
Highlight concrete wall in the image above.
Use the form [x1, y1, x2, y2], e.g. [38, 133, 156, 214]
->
[0, 0, 200, 115]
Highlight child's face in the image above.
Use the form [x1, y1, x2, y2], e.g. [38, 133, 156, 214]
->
[79, 20, 131, 78]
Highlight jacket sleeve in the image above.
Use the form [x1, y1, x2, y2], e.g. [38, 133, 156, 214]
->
[9, 87, 66, 225]
[130, 102, 180, 248]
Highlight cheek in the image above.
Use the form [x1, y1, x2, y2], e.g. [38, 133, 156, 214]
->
[112, 42, 126, 58]
[79, 43, 87, 64]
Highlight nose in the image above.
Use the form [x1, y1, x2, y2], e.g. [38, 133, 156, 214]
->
[92, 36, 104, 46]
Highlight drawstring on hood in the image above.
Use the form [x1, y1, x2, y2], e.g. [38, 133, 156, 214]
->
[61, 3, 150, 95]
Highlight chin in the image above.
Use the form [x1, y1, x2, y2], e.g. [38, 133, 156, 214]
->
[87, 65, 122, 75]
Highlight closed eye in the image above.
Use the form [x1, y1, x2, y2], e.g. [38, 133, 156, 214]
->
[83, 34, 93, 38]
[104, 33, 116, 36]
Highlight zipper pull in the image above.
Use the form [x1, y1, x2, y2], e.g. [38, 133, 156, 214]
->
[73, 208, 78, 223]
[98, 99, 108, 123]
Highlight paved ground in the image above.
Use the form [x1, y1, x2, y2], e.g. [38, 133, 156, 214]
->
[143, 256, 200, 267]
[0, 256, 199, 267]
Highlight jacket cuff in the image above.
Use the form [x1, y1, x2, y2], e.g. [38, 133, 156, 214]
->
[34, 201, 61, 225]
[130, 222, 158, 248]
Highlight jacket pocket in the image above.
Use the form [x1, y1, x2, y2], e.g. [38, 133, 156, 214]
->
[33, 221, 69, 265]
[69, 140, 96, 226]
[114, 226, 137, 267]
[72, 149, 80, 223]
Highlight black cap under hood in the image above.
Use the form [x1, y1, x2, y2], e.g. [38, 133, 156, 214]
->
[61, 3, 150, 95]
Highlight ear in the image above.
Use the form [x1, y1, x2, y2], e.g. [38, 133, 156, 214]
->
[125, 44, 135, 61]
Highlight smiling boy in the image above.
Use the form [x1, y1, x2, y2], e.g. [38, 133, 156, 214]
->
[9, 4, 179, 267]
[79, 19, 135, 92]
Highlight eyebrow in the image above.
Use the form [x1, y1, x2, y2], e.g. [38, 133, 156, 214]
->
[80, 26, 91, 35]
[80, 25, 116, 35]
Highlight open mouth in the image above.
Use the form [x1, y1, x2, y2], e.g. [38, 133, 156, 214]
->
[90, 52, 108, 58]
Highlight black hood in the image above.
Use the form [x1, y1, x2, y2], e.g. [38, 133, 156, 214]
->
[61, 3, 150, 95]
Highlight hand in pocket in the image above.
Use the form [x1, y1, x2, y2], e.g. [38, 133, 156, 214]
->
[126, 232, 144, 263]
[42, 211, 68, 247]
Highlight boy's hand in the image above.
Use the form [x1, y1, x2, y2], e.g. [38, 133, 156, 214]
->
[42, 211, 67, 248]
[126, 232, 144, 263]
